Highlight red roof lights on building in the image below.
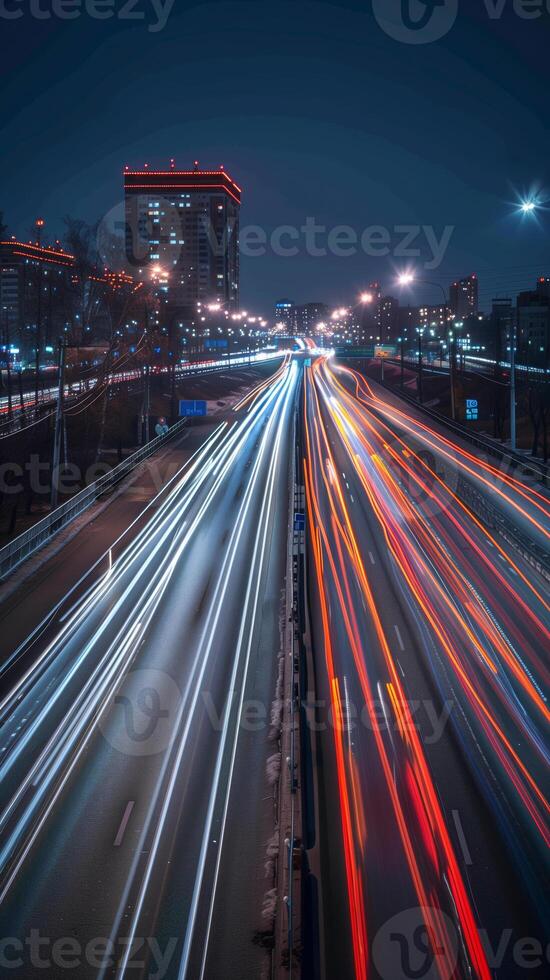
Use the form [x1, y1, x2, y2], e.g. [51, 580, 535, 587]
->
[0, 240, 75, 267]
[123, 166, 242, 204]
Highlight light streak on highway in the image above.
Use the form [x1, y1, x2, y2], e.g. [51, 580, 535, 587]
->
[343, 365, 550, 543]
[303, 356, 549, 980]
[0, 356, 299, 978]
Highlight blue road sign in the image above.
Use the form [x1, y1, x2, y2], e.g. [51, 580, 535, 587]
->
[466, 398, 479, 421]
[204, 339, 228, 349]
[179, 399, 207, 417]
[294, 512, 306, 531]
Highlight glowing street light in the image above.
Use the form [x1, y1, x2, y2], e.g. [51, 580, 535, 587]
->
[360, 292, 374, 304]
[521, 201, 537, 214]
[397, 272, 415, 287]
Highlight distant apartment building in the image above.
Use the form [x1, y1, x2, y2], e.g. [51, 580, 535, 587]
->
[295, 302, 329, 335]
[517, 278, 550, 367]
[379, 295, 399, 342]
[490, 298, 514, 363]
[418, 303, 450, 332]
[450, 274, 478, 318]
[124, 163, 241, 314]
[274, 298, 296, 331]
[0, 239, 75, 361]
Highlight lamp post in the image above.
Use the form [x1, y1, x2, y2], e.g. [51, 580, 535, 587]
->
[51, 337, 66, 510]
[511, 196, 542, 449]
[448, 327, 457, 423]
[352, 292, 375, 348]
[397, 335, 405, 389]
[416, 326, 425, 403]
[510, 313, 517, 450]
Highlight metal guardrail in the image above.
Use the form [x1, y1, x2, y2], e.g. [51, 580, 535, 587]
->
[0, 417, 188, 580]
[457, 476, 550, 583]
[379, 377, 550, 485]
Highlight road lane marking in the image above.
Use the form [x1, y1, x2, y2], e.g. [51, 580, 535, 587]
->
[394, 625, 405, 651]
[368, 551, 376, 565]
[452, 809, 473, 866]
[114, 801, 135, 847]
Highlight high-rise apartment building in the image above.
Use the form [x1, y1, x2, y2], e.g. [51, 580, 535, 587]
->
[450, 274, 478, 318]
[274, 298, 296, 330]
[295, 302, 329, 335]
[517, 278, 550, 367]
[124, 163, 241, 312]
[0, 239, 75, 360]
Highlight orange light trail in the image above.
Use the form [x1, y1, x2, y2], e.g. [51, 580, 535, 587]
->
[303, 368, 495, 980]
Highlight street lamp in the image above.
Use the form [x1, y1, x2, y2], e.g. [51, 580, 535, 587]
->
[518, 198, 540, 216]
[397, 336, 405, 389]
[397, 272, 415, 287]
[509, 195, 548, 446]
[416, 326, 426, 403]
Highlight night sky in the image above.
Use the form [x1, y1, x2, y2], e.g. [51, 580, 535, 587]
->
[1, 0, 549, 311]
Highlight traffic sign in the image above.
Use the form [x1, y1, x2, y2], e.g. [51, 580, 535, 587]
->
[204, 339, 228, 349]
[333, 345, 375, 358]
[466, 399, 479, 421]
[294, 512, 306, 531]
[179, 399, 207, 417]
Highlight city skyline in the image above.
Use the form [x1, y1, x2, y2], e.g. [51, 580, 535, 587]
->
[1, 1, 549, 310]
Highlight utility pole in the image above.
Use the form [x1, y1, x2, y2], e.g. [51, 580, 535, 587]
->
[417, 328, 424, 403]
[449, 330, 457, 421]
[51, 337, 66, 510]
[144, 363, 150, 442]
[34, 218, 45, 408]
[510, 313, 517, 450]
[3, 309, 13, 419]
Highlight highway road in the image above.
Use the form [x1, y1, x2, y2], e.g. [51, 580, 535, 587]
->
[303, 357, 549, 980]
[0, 355, 299, 979]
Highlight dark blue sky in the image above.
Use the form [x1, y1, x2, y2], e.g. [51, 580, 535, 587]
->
[1, 0, 549, 311]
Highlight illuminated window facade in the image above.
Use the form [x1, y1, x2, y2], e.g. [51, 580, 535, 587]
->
[124, 166, 240, 312]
